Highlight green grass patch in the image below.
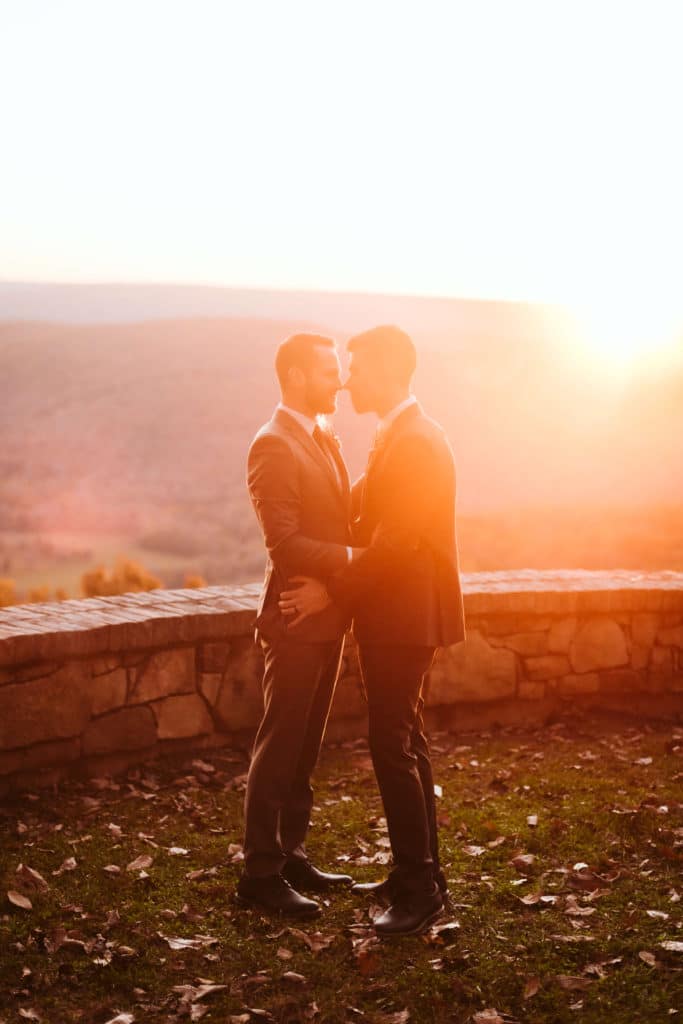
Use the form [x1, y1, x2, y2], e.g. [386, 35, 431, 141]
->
[1, 716, 682, 1023]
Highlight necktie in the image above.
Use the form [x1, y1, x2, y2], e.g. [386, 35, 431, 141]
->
[313, 426, 341, 487]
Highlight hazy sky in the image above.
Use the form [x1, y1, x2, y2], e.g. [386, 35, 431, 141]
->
[2, 0, 682, 311]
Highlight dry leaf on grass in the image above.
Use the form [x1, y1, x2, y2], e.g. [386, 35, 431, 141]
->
[564, 895, 596, 917]
[523, 976, 540, 999]
[52, 856, 77, 876]
[472, 1010, 505, 1024]
[510, 854, 536, 873]
[287, 927, 335, 953]
[126, 855, 153, 872]
[555, 975, 592, 991]
[157, 932, 219, 951]
[15, 864, 49, 892]
[7, 890, 32, 910]
[282, 971, 307, 984]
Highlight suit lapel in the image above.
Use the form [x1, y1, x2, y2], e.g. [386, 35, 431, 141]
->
[273, 409, 349, 504]
[318, 428, 351, 501]
[359, 402, 423, 515]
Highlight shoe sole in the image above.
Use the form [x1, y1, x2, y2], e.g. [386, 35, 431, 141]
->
[374, 906, 445, 938]
[233, 893, 321, 917]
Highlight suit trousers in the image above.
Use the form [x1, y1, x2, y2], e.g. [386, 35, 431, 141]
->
[243, 633, 345, 878]
[357, 643, 439, 894]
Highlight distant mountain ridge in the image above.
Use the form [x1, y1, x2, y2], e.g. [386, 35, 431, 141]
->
[0, 279, 563, 343]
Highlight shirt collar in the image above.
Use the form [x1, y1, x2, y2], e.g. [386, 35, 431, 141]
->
[378, 395, 417, 435]
[277, 402, 317, 437]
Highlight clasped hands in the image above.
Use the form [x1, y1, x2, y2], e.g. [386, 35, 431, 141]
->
[279, 576, 332, 628]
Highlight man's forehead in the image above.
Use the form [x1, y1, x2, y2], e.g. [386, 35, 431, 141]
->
[312, 344, 340, 367]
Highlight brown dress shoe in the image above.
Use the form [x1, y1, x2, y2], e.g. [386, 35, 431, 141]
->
[235, 873, 321, 917]
[283, 858, 354, 893]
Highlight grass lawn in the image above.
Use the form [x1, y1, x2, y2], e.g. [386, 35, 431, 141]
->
[1, 713, 681, 1023]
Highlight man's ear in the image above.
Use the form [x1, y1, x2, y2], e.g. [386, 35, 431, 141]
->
[289, 366, 306, 388]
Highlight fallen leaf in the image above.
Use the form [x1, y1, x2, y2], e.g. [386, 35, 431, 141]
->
[462, 845, 486, 857]
[19, 1011, 42, 1021]
[172, 983, 227, 1002]
[52, 856, 77, 876]
[157, 932, 219, 951]
[15, 864, 49, 893]
[168, 847, 190, 856]
[661, 941, 683, 953]
[556, 975, 592, 991]
[511, 854, 536, 873]
[126, 855, 153, 872]
[103, 865, 121, 875]
[103, 1015, 134, 1024]
[7, 890, 32, 910]
[646, 910, 669, 920]
[638, 951, 657, 967]
[282, 971, 307, 983]
[523, 975, 541, 999]
[287, 927, 335, 953]
[564, 895, 596, 917]
[527, 814, 539, 827]
[473, 1011, 504, 1024]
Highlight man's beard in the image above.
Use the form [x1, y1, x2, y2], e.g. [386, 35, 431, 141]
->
[307, 386, 337, 416]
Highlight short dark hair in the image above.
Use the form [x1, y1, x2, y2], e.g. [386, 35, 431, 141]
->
[347, 325, 417, 386]
[275, 333, 336, 388]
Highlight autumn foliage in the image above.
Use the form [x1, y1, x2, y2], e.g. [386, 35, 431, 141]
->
[80, 558, 162, 597]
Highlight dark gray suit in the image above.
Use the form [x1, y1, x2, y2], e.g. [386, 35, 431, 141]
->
[243, 408, 352, 877]
[327, 401, 465, 893]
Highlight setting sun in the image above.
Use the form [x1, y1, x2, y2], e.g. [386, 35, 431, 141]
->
[574, 296, 683, 367]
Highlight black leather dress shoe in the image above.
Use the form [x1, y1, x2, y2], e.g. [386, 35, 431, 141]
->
[353, 873, 449, 907]
[235, 873, 321, 917]
[373, 886, 444, 937]
[351, 879, 395, 906]
[282, 859, 354, 893]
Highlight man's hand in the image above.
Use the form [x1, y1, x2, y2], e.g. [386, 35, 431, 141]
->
[279, 576, 332, 628]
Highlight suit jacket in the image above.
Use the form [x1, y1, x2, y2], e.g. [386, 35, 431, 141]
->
[326, 401, 466, 648]
[247, 408, 352, 644]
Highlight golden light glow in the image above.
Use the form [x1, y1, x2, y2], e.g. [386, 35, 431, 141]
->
[573, 292, 683, 369]
[1, 3, 682, 311]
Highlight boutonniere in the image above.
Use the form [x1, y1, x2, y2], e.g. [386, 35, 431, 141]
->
[316, 417, 342, 449]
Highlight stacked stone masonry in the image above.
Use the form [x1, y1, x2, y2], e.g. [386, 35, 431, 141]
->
[0, 572, 682, 792]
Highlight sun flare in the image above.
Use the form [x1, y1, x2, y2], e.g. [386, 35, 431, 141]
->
[574, 296, 683, 368]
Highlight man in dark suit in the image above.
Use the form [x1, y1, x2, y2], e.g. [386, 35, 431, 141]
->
[235, 333, 356, 917]
[280, 325, 466, 936]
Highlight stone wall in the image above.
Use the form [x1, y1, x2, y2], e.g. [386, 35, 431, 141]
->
[1, 572, 682, 792]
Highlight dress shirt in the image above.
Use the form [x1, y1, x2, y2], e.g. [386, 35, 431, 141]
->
[377, 394, 418, 438]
